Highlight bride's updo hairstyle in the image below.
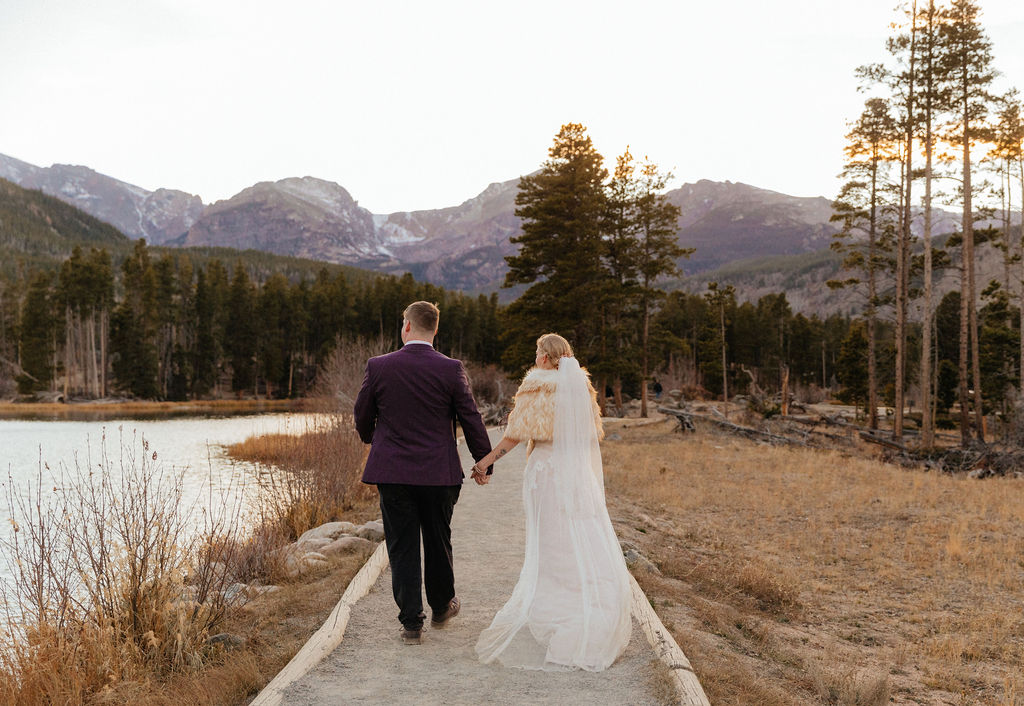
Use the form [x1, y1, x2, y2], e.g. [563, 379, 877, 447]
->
[536, 333, 573, 368]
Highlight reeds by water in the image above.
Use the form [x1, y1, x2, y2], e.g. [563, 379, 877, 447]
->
[0, 414, 372, 704]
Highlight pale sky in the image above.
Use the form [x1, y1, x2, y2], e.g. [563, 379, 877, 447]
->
[1, 0, 1022, 214]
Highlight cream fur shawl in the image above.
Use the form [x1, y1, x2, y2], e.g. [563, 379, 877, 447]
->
[504, 367, 604, 443]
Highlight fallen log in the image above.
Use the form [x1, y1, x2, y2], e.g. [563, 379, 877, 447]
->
[704, 407, 808, 446]
[858, 431, 912, 452]
[657, 406, 695, 433]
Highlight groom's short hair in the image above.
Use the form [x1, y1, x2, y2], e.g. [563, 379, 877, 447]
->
[404, 301, 440, 333]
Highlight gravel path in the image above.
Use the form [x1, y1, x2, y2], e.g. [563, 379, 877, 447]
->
[281, 429, 667, 705]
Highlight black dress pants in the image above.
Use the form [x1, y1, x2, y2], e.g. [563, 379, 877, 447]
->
[377, 483, 461, 630]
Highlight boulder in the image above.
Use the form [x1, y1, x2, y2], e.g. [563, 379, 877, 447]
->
[282, 550, 331, 579]
[355, 520, 385, 542]
[300, 553, 329, 572]
[295, 536, 333, 552]
[321, 535, 375, 556]
[297, 521, 358, 544]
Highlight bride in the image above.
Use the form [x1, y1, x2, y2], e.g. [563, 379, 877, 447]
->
[469, 333, 631, 672]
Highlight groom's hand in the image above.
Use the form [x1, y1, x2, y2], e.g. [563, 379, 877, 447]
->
[470, 466, 490, 485]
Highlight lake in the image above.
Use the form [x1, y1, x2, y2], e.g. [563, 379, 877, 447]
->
[0, 411, 326, 586]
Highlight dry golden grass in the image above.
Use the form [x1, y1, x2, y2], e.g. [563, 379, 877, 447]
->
[0, 398, 305, 420]
[90, 550, 372, 705]
[603, 416, 1024, 706]
[227, 416, 377, 543]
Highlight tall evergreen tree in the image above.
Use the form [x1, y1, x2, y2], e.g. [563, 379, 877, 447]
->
[889, 0, 920, 441]
[836, 321, 870, 413]
[110, 240, 159, 398]
[940, 0, 996, 444]
[504, 123, 609, 369]
[634, 158, 689, 417]
[830, 97, 898, 430]
[704, 282, 735, 416]
[597, 148, 642, 410]
[257, 273, 291, 397]
[226, 264, 257, 395]
[192, 267, 217, 396]
[993, 94, 1024, 397]
[17, 271, 56, 394]
[916, 0, 946, 447]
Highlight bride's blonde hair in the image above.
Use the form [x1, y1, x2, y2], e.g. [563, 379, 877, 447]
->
[536, 333, 573, 368]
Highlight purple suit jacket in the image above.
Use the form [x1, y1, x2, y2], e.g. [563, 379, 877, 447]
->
[354, 344, 492, 485]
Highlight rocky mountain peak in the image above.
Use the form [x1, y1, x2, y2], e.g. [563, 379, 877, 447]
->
[0, 153, 203, 244]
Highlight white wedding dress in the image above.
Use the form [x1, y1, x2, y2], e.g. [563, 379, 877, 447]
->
[475, 358, 631, 672]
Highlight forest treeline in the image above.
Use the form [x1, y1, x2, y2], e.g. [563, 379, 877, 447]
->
[1, 240, 501, 399]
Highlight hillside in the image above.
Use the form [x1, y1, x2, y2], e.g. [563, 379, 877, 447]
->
[674, 237, 1008, 316]
[0, 178, 130, 272]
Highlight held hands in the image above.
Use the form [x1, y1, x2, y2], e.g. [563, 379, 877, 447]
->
[469, 438, 516, 486]
[470, 463, 490, 485]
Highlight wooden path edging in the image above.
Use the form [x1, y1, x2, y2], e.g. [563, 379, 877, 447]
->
[250, 541, 390, 706]
[629, 573, 711, 705]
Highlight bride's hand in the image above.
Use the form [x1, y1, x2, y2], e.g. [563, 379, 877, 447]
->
[470, 465, 490, 485]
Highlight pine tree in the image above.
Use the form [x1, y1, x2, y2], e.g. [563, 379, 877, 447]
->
[257, 273, 290, 397]
[888, 0, 920, 442]
[17, 271, 56, 394]
[916, 0, 946, 447]
[597, 148, 642, 411]
[830, 97, 899, 430]
[704, 282, 735, 417]
[504, 123, 609, 369]
[110, 240, 159, 398]
[940, 0, 997, 444]
[634, 158, 689, 417]
[836, 321, 870, 414]
[205, 259, 230, 394]
[192, 266, 217, 396]
[226, 264, 257, 395]
[993, 94, 1024, 398]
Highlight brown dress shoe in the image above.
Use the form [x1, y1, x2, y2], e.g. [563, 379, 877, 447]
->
[431, 596, 460, 627]
[401, 627, 422, 645]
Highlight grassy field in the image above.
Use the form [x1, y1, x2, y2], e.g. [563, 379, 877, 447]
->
[603, 416, 1024, 705]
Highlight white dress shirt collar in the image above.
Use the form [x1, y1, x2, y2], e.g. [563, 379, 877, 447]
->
[404, 339, 433, 347]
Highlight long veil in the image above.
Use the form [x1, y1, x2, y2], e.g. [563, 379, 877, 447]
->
[551, 356, 605, 516]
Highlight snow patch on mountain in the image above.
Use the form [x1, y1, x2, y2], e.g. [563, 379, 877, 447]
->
[276, 176, 356, 212]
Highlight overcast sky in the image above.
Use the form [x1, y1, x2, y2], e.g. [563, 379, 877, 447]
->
[1, 0, 1022, 214]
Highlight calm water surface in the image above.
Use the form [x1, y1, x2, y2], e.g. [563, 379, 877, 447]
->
[0, 412, 325, 586]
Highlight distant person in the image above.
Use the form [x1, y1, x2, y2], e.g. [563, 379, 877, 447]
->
[653, 379, 663, 400]
[354, 301, 493, 645]
[471, 333, 631, 671]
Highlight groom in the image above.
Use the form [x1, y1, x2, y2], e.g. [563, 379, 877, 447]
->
[354, 301, 493, 645]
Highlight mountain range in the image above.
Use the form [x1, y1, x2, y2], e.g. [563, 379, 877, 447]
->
[0, 152, 969, 296]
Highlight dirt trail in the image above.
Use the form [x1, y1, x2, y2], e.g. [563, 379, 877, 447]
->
[280, 430, 667, 705]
